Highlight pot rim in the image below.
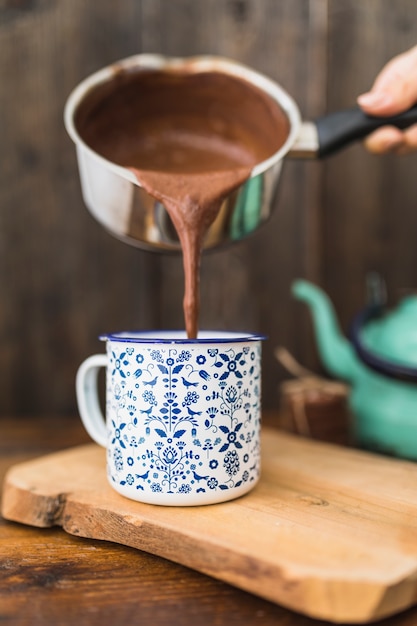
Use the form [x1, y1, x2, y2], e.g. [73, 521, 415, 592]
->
[64, 53, 302, 184]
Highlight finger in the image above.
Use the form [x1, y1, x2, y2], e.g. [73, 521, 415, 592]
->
[395, 123, 417, 154]
[358, 45, 417, 116]
[363, 123, 417, 154]
[363, 126, 404, 154]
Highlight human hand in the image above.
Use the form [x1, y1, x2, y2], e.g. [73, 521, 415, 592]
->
[357, 45, 417, 154]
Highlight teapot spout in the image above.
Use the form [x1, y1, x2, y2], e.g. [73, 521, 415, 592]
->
[292, 280, 358, 382]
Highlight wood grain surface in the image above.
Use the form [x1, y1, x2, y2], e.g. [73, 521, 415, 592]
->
[1, 1, 417, 416]
[3, 423, 417, 624]
[3, 415, 417, 626]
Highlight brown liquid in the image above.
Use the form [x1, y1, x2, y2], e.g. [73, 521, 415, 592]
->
[75, 68, 289, 337]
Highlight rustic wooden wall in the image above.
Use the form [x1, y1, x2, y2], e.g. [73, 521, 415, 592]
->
[0, 0, 416, 416]
[323, 0, 417, 324]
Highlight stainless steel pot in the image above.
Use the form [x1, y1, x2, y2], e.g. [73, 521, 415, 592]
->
[64, 54, 417, 253]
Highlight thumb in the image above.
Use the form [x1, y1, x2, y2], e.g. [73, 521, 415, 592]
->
[358, 45, 417, 116]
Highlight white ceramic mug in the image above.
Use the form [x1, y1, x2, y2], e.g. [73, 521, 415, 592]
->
[76, 330, 265, 506]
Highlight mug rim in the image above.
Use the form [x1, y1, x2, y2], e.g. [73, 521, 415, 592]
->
[99, 330, 267, 344]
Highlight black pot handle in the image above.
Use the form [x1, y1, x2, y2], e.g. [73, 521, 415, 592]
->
[316, 105, 417, 158]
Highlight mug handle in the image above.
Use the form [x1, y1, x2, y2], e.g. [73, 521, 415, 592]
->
[76, 354, 108, 447]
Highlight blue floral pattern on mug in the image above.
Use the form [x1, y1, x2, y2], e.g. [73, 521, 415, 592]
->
[104, 336, 262, 504]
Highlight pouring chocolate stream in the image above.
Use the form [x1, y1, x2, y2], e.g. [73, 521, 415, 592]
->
[75, 68, 288, 337]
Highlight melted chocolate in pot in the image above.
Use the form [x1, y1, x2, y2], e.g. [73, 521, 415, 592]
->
[76, 68, 289, 337]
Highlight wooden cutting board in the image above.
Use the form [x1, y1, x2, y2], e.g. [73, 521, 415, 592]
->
[3, 427, 417, 624]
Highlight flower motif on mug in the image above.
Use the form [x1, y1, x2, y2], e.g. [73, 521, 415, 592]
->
[142, 389, 157, 406]
[150, 350, 164, 363]
[213, 350, 246, 381]
[207, 477, 218, 490]
[177, 350, 191, 362]
[206, 406, 218, 420]
[196, 355, 206, 365]
[111, 420, 127, 448]
[127, 404, 136, 418]
[112, 384, 122, 401]
[225, 385, 238, 404]
[182, 391, 199, 406]
[218, 423, 243, 452]
[111, 351, 130, 378]
[199, 370, 211, 382]
[162, 446, 179, 465]
[224, 450, 240, 477]
[178, 484, 192, 494]
[204, 406, 219, 430]
[113, 446, 123, 471]
[202, 439, 213, 454]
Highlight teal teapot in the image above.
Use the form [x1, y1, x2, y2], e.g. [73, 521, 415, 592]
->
[292, 278, 417, 459]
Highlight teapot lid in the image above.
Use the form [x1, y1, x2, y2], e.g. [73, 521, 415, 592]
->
[350, 295, 417, 381]
[363, 296, 417, 364]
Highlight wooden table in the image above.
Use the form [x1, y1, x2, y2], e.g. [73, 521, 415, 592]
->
[1, 415, 417, 626]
